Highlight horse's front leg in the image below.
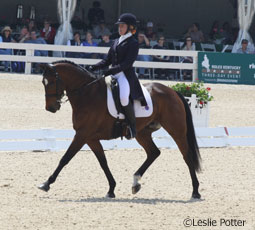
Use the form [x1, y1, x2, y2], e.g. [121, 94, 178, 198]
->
[87, 140, 116, 198]
[38, 132, 86, 192]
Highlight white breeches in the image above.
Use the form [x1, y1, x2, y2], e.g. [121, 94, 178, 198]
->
[113, 71, 130, 106]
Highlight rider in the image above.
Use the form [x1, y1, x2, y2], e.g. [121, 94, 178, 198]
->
[87, 13, 147, 139]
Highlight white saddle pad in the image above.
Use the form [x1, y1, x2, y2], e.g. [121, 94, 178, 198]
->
[105, 76, 153, 119]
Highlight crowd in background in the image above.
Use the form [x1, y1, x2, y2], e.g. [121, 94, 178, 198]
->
[0, 1, 248, 80]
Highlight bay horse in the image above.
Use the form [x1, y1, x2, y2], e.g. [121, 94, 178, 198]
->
[38, 61, 201, 199]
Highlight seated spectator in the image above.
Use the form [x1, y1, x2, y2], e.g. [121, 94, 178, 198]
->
[15, 26, 30, 43]
[25, 29, 48, 73]
[136, 31, 152, 77]
[152, 35, 171, 79]
[186, 23, 204, 43]
[181, 36, 195, 80]
[221, 22, 234, 45]
[235, 39, 253, 54]
[93, 20, 111, 39]
[25, 29, 48, 55]
[209, 20, 220, 41]
[40, 19, 56, 45]
[0, 26, 14, 71]
[66, 32, 83, 58]
[82, 31, 98, 58]
[28, 20, 37, 32]
[88, 1, 105, 28]
[98, 31, 112, 58]
[98, 31, 112, 47]
[145, 22, 157, 42]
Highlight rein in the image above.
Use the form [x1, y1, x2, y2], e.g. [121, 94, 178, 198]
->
[66, 73, 103, 99]
[45, 65, 102, 104]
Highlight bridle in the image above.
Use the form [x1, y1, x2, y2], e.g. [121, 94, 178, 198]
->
[43, 68, 65, 103]
[43, 65, 102, 104]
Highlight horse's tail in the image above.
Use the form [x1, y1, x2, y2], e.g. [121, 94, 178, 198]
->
[176, 92, 201, 172]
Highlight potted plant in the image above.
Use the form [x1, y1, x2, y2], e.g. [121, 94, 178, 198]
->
[171, 82, 213, 127]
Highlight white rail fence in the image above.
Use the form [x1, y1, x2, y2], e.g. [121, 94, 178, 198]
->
[0, 127, 255, 152]
[0, 43, 198, 81]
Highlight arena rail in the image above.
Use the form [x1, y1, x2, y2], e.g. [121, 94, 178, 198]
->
[0, 42, 198, 81]
[0, 127, 255, 152]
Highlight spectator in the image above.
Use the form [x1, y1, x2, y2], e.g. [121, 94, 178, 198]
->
[16, 26, 30, 43]
[1, 26, 15, 43]
[152, 35, 170, 79]
[145, 21, 157, 42]
[82, 31, 98, 58]
[221, 22, 234, 45]
[98, 30, 112, 47]
[25, 29, 48, 73]
[181, 36, 196, 52]
[40, 19, 56, 45]
[209, 20, 220, 41]
[181, 36, 195, 80]
[93, 20, 111, 39]
[66, 32, 83, 58]
[88, 1, 105, 28]
[0, 26, 14, 71]
[98, 31, 112, 61]
[28, 20, 37, 32]
[235, 39, 253, 54]
[136, 31, 152, 78]
[186, 23, 204, 43]
[25, 29, 48, 55]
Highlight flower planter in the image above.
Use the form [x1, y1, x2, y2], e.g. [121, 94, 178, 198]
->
[185, 94, 210, 127]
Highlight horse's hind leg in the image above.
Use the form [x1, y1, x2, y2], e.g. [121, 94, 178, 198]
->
[161, 121, 200, 199]
[133, 129, 161, 194]
[87, 140, 116, 198]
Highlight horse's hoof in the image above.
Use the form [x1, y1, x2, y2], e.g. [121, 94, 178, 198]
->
[132, 183, 141, 194]
[38, 182, 50, 192]
[106, 192, 115, 198]
[192, 192, 201, 199]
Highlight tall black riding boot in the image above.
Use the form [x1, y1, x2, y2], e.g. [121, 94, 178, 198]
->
[123, 102, 136, 139]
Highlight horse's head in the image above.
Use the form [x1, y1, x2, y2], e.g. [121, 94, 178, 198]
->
[40, 63, 65, 113]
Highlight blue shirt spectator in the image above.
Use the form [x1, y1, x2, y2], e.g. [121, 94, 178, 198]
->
[235, 39, 253, 54]
[82, 31, 98, 58]
[25, 30, 48, 56]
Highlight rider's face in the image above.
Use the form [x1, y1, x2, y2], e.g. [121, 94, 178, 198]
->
[118, 24, 128, 36]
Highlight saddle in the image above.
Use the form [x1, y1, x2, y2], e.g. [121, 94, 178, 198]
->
[105, 76, 153, 139]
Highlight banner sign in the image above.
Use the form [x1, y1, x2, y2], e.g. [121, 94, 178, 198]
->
[198, 52, 255, 85]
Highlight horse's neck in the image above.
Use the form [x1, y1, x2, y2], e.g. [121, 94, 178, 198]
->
[68, 78, 106, 115]
[57, 65, 105, 110]
[59, 65, 94, 92]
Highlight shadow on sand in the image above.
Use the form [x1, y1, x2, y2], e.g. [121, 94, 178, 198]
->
[57, 197, 205, 205]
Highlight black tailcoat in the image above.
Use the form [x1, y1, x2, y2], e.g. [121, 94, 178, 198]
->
[95, 36, 147, 106]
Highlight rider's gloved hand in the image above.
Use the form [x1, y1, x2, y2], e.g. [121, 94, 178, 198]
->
[102, 69, 113, 76]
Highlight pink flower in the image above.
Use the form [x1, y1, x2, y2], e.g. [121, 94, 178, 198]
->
[206, 87, 211, 91]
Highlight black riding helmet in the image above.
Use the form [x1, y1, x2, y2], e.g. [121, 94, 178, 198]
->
[115, 13, 137, 27]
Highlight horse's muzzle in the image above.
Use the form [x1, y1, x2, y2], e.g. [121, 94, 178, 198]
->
[46, 103, 61, 113]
